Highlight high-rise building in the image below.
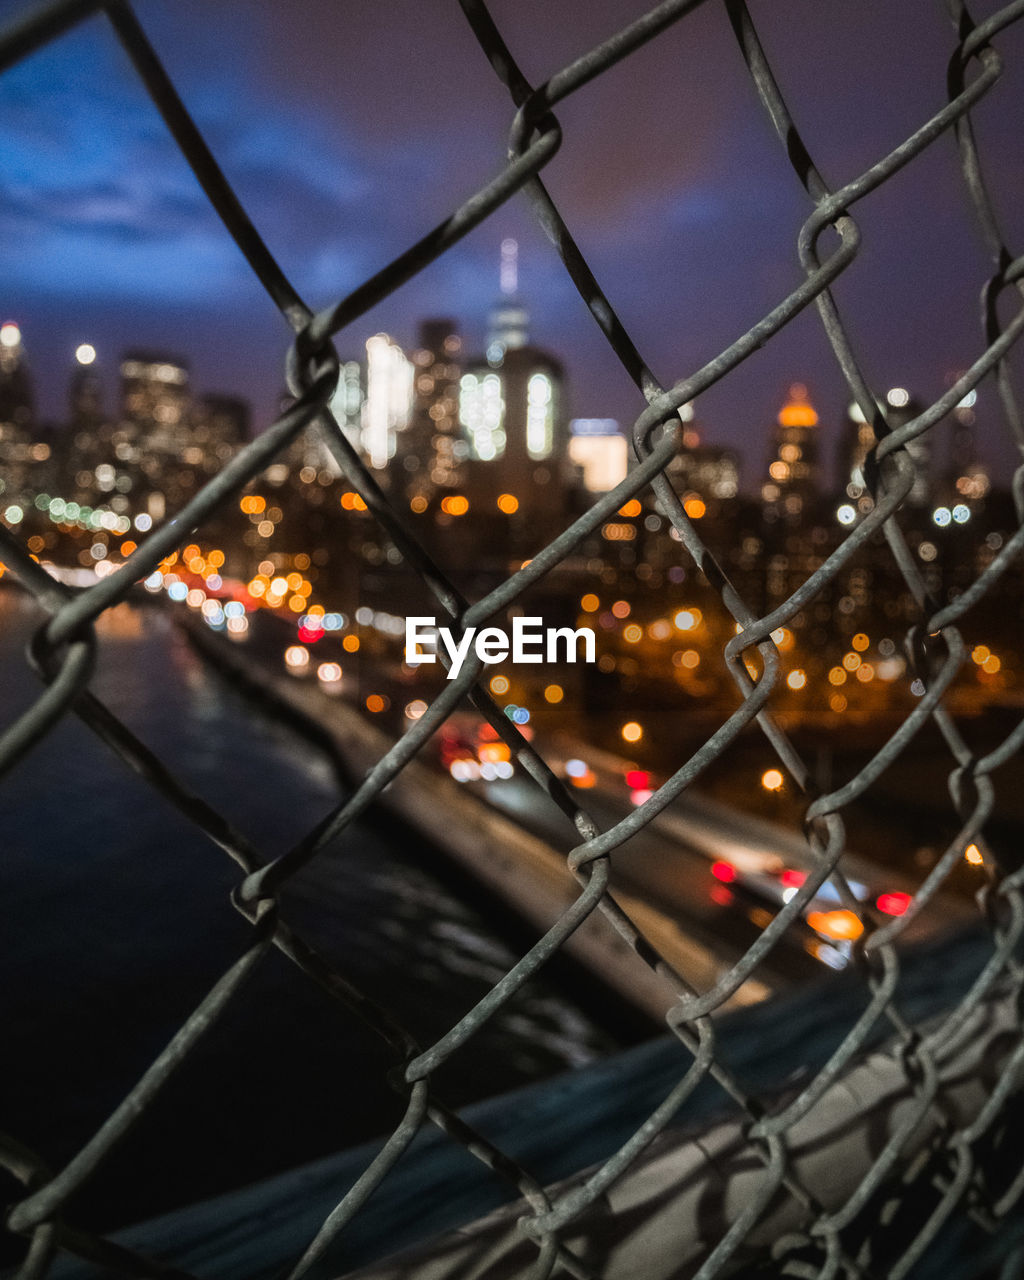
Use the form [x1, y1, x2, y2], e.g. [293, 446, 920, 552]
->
[761, 383, 822, 523]
[120, 351, 191, 449]
[400, 318, 465, 497]
[568, 419, 629, 493]
[882, 387, 930, 507]
[329, 359, 365, 454]
[459, 241, 567, 502]
[0, 321, 34, 432]
[0, 322, 39, 503]
[192, 395, 248, 477]
[838, 400, 876, 499]
[362, 334, 412, 471]
[198, 394, 249, 448]
[285, 358, 365, 481]
[66, 349, 246, 522]
[666, 403, 739, 516]
[460, 367, 505, 463]
[487, 238, 529, 364]
[944, 387, 989, 503]
[69, 343, 104, 428]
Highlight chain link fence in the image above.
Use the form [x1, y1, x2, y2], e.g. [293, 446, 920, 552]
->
[3, 0, 1024, 1276]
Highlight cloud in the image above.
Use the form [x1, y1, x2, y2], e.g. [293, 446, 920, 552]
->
[0, 12, 388, 306]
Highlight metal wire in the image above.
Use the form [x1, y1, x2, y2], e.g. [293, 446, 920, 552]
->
[3, 1, 1024, 1276]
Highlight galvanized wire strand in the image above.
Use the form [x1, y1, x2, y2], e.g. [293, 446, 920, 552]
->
[6, 898, 279, 1236]
[0, 1137, 58, 1280]
[520, 1021, 718, 1237]
[266, 0, 1024, 1259]
[25, 1221, 194, 1280]
[731, 0, 1020, 932]
[0, 0, 102, 75]
[284, 1082, 432, 1280]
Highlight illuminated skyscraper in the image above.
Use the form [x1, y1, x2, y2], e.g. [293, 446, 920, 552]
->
[882, 387, 930, 508]
[500, 352, 563, 477]
[0, 322, 40, 502]
[69, 343, 104, 427]
[120, 351, 191, 450]
[460, 367, 505, 462]
[944, 386, 989, 503]
[761, 383, 822, 522]
[286, 358, 364, 481]
[459, 241, 566, 500]
[329, 359, 365, 453]
[838, 399, 876, 499]
[487, 238, 529, 364]
[568, 419, 629, 493]
[401, 318, 465, 497]
[667, 403, 739, 516]
[66, 350, 244, 521]
[363, 333, 412, 471]
[0, 321, 34, 431]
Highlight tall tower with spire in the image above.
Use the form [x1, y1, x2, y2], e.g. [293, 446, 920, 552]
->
[487, 238, 529, 363]
[459, 241, 567, 504]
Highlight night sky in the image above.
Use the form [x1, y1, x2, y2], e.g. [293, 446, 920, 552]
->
[3, 0, 1024, 487]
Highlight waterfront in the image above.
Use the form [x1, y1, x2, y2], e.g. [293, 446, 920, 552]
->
[0, 590, 625, 1249]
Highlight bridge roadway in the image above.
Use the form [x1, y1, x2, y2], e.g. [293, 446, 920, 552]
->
[459, 735, 970, 991]
[191, 604, 974, 1004]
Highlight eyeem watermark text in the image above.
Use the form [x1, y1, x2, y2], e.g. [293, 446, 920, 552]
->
[406, 616, 596, 679]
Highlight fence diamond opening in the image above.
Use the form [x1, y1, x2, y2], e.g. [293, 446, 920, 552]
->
[3, 1, 1024, 1277]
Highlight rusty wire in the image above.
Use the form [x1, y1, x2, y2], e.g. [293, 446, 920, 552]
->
[3, 0, 1024, 1277]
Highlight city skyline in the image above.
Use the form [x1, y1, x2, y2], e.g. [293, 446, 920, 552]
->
[0, 298, 1001, 502]
[2, 0, 1023, 485]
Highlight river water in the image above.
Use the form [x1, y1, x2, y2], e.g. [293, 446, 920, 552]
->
[0, 590, 622, 1243]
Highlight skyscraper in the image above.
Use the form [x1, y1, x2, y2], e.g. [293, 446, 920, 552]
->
[882, 387, 930, 508]
[400, 318, 465, 498]
[329, 359, 365, 455]
[120, 351, 191, 443]
[66, 349, 244, 522]
[944, 387, 989, 503]
[459, 241, 567, 502]
[568, 418, 629, 493]
[838, 399, 876, 499]
[666, 403, 739, 517]
[761, 383, 822, 523]
[69, 343, 104, 428]
[362, 334, 412, 471]
[0, 322, 38, 503]
[0, 321, 34, 432]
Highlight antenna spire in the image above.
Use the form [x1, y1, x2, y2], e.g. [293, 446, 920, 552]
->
[500, 238, 518, 297]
